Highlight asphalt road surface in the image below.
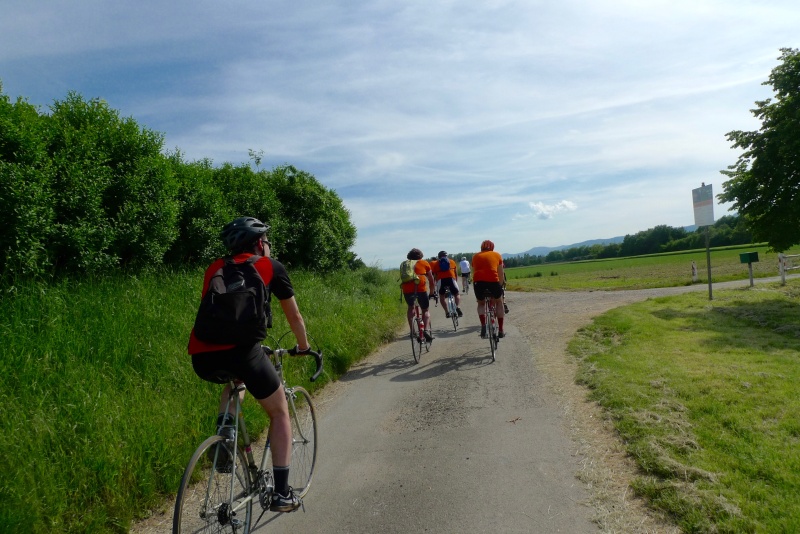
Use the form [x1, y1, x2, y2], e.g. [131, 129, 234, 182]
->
[255, 294, 599, 534]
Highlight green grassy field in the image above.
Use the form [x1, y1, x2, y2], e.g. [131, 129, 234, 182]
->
[569, 279, 800, 532]
[506, 244, 800, 291]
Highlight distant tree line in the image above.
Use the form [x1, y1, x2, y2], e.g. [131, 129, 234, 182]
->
[501, 216, 753, 268]
[0, 87, 359, 281]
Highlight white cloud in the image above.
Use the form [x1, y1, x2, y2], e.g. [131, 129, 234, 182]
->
[529, 201, 578, 220]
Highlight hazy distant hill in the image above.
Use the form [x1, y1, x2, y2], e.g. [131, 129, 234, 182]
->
[503, 236, 624, 259]
[504, 225, 698, 259]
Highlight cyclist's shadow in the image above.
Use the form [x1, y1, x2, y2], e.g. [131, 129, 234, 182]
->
[390, 347, 493, 382]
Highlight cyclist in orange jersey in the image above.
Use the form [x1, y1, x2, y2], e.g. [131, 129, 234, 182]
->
[401, 248, 436, 342]
[471, 239, 506, 338]
[430, 250, 463, 318]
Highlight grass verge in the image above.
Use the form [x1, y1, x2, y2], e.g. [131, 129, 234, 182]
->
[0, 267, 405, 533]
[568, 281, 800, 532]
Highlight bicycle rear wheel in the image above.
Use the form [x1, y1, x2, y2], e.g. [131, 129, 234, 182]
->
[487, 309, 497, 362]
[410, 320, 421, 363]
[173, 435, 252, 533]
[285, 386, 318, 498]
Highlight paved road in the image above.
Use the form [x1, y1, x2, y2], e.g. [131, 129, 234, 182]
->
[257, 296, 598, 533]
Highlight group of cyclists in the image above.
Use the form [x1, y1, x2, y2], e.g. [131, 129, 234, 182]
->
[183, 216, 510, 521]
[401, 240, 507, 342]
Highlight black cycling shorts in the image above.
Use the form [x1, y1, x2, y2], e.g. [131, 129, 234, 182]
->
[404, 291, 430, 309]
[192, 343, 281, 400]
[474, 281, 503, 301]
[438, 278, 460, 295]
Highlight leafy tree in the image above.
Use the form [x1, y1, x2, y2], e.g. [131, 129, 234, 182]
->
[719, 48, 800, 251]
[265, 165, 356, 272]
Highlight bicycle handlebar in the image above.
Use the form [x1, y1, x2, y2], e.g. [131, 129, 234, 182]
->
[264, 346, 325, 382]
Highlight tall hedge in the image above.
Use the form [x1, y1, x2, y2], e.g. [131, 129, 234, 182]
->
[0, 86, 358, 280]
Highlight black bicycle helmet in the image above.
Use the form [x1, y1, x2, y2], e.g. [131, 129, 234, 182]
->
[438, 250, 447, 258]
[220, 216, 269, 251]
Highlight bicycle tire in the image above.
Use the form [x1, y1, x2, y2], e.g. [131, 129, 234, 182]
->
[410, 320, 421, 363]
[285, 386, 318, 498]
[173, 434, 252, 534]
[448, 295, 458, 331]
[487, 307, 497, 362]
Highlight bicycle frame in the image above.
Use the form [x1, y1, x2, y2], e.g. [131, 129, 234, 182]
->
[445, 288, 458, 331]
[173, 345, 323, 533]
[407, 286, 431, 364]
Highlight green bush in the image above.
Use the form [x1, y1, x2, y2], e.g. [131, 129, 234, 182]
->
[0, 86, 361, 277]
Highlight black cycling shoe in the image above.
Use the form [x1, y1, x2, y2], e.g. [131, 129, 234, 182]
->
[456, 308, 463, 317]
[445, 312, 451, 318]
[423, 329, 434, 342]
[270, 488, 301, 512]
[480, 326, 486, 338]
[498, 331, 505, 338]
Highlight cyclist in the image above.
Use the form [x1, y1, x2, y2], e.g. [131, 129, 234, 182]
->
[431, 250, 463, 318]
[187, 216, 310, 513]
[401, 248, 436, 342]
[472, 239, 506, 338]
[459, 256, 471, 293]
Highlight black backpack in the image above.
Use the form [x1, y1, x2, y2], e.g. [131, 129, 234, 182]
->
[193, 256, 270, 345]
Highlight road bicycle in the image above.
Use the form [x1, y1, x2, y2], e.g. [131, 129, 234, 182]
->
[444, 287, 458, 331]
[173, 338, 324, 533]
[409, 290, 431, 363]
[483, 289, 499, 362]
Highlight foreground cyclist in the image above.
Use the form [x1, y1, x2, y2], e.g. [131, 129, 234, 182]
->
[187, 216, 311, 512]
[401, 248, 436, 342]
[472, 239, 506, 338]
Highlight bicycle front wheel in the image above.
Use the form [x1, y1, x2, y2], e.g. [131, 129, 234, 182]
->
[286, 386, 318, 498]
[449, 298, 458, 331]
[173, 435, 252, 534]
[410, 321, 421, 363]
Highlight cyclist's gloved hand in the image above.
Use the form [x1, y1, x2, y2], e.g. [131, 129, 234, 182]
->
[290, 344, 312, 355]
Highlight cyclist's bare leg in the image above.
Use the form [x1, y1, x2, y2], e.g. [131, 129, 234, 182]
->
[256, 385, 292, 466]
[406, 305, 415, 329]
[217, 381, 246, 417]
[422, 307, 432, 331]
[494, 297, 505, 333]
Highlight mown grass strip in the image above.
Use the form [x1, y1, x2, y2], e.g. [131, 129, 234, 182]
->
[568, 281, 800, 532]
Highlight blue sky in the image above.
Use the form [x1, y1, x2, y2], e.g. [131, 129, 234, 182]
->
[2, 1, 798, 267]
